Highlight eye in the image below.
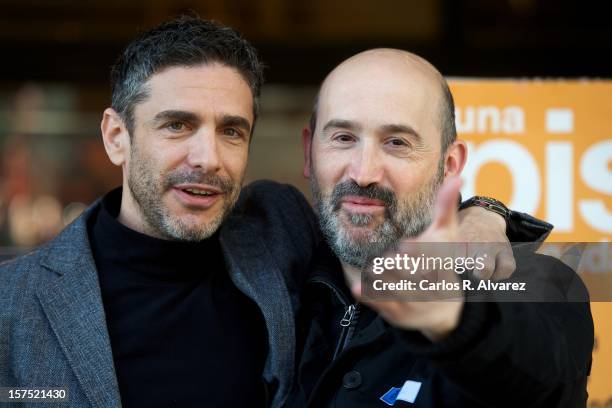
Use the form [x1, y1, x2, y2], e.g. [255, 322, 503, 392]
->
[333, 133, 355, 143]
[166, 121, 186, 132]
[223, 128, 242, 138]
[386, 138, 409, 147]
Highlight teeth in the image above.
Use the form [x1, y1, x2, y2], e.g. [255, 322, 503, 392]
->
[185, 188, 213, 196]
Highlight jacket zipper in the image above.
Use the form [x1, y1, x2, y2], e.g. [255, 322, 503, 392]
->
[333, 303, 360, 360]
[306, 279, 361, 407]
[308, 278, 360, 360]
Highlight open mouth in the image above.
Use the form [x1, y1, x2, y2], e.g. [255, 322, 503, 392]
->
[181, 188, 217, 196]
[173, 184, 223, 208]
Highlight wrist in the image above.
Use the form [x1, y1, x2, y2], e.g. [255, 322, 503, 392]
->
[461, 206, 506, 231]
[459, 196, 510, 231]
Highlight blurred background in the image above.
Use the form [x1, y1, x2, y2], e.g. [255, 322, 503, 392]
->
[0, 0, 611, 404]
[1, 0, 610, 249]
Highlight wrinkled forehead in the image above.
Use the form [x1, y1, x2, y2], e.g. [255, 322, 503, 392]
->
[137, 64, 255, 120]
[316, 54, 443, 143]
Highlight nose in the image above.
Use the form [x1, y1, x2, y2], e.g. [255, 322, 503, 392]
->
[347, 139, 383, 187]
[186, 127, 221, 173]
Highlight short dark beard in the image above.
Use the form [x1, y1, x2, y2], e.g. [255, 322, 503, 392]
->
[127, 141, 240, 241]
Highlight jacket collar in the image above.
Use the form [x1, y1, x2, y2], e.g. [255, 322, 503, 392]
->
[306, 242, 353, 306]
[37, 200, 122, 408]
[304, 242, 390, 349]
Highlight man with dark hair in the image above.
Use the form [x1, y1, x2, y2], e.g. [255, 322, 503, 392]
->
[1, 17, 554, 408]
[294, 49, 593, 407]
[0, 16, 317, 408]
[110, 17, 264, 137]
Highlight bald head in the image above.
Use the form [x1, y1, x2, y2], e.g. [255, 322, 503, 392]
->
[304, 49, 466, 268]
[323, 49, 445, 92]
[309, 48, 456, 154]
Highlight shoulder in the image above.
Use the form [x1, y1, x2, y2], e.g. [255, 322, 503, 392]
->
[237, 180, 311, 213]
[0, 245, 49, 320]
[226, 180, 322, 290]
[513, 250, 591, 302]
[0, 247, 45, 279]
[0, 201, 99, 315]
[234, 179, 318, 236]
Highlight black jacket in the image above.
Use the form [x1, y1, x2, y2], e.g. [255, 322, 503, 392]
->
[292, 236, 593, 407]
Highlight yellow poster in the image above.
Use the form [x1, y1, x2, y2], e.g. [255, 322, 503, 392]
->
[449, 80, 612, 405]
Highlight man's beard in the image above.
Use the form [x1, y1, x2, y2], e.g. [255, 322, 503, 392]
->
[311, 162, 444, 269]
[127, 143, 240, 242]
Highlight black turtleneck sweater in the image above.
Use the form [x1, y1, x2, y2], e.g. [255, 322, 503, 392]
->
[88, 189, 268, 407]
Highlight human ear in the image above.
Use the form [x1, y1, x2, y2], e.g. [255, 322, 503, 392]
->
[443, 140, 467, 178]
[302, 125, 313, 178]
[101, 108, 130, 167]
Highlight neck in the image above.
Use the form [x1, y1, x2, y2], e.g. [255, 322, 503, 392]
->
[340, 261, 363, 295]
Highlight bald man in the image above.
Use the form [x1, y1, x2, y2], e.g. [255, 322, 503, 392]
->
[292, 49, 593, 407]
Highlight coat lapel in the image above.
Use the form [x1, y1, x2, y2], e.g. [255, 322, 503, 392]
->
[220, 215, 295, 408]
[36, 206, 121, 408]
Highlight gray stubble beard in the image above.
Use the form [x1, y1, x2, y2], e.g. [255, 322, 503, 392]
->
[310, 161, 444, 269]
[127, 142, 240, 242]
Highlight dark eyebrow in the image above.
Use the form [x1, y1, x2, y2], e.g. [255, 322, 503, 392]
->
[150, 111, 252, 135]
[321, 119, 420, 142]
[379, 123, 422, 142]
[152, 110, 199, 125]
[322, 119, 362, 133]
[218, 114, 252, 134]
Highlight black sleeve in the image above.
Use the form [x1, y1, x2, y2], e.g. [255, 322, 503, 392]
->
[394, 256, 593, 407]
[459, 194, 553, 242]
[506, 210, 553, 242]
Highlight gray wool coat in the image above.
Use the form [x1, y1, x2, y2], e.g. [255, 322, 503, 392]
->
[0, 180, 319, 408]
